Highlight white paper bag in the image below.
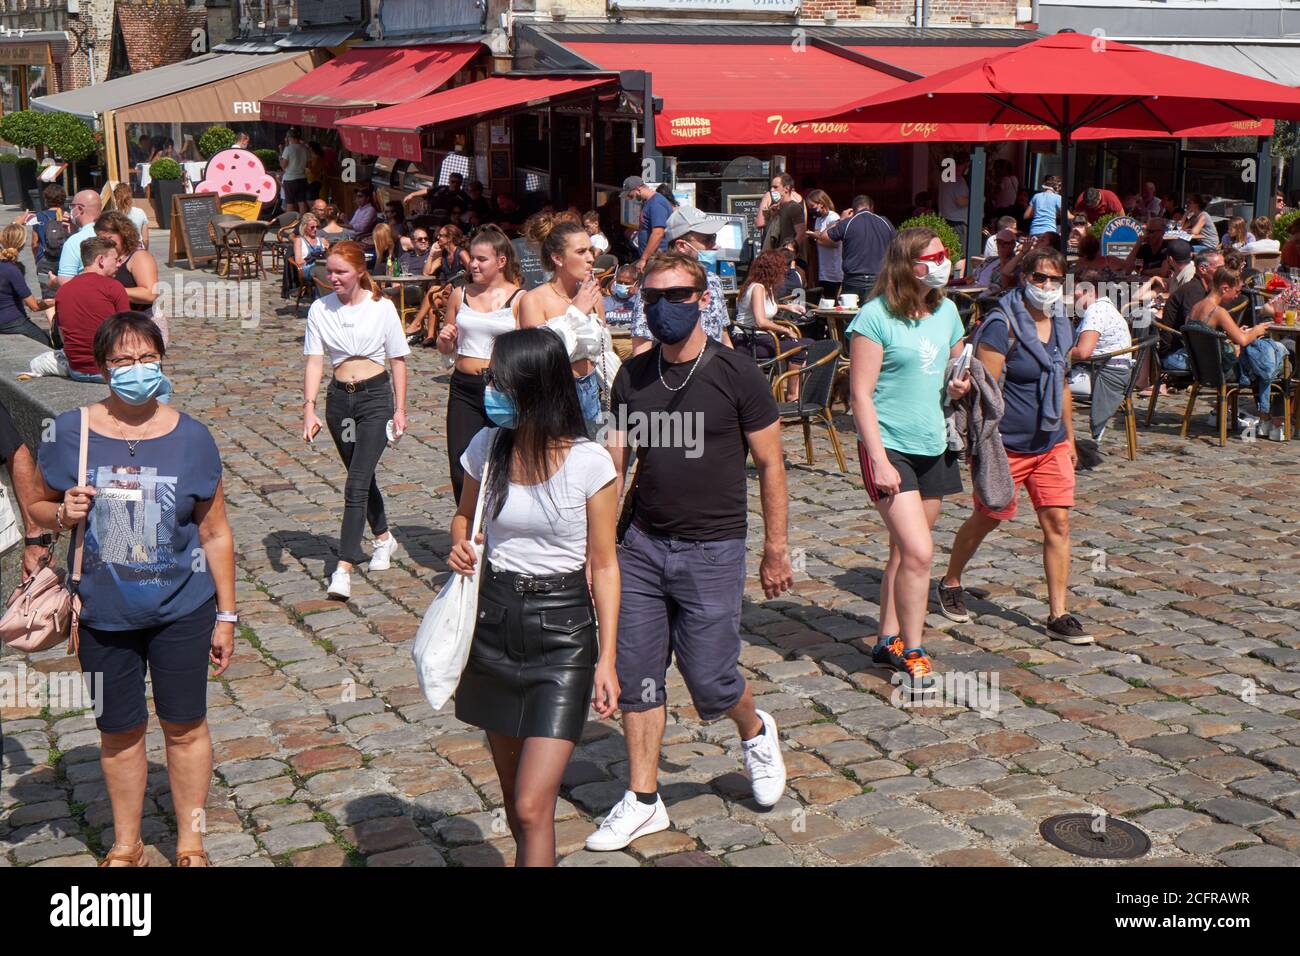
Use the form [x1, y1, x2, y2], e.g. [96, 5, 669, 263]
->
[411, 439, 494, 710]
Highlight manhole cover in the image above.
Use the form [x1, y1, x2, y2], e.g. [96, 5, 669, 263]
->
[1040, 813, 1151, 860]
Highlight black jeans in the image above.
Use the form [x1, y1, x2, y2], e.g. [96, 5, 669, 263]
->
[840, 274, 877, 301]
[0, 320, 52, 347]
[325, 372, 393, 565]
[446, 369, 491, 504]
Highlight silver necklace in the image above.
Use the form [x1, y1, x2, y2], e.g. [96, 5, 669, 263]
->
[109, 410, 155, 456]
[657, 343, 706, 393]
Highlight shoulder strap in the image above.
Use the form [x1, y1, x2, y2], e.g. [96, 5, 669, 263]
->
[504, 288, 524, 308]
[468, 432, 496, 574]
[71, 407, 89, 587]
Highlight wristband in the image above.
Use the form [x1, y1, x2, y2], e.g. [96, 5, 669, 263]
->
[216, 611, 239, 623]
[25, 534, 53, 547]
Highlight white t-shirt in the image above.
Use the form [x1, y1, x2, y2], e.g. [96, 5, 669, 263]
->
[814, 210, 842, 282]
[304, 292, 411, 367]
[590, 232, 610, 253]
[1076, 298, 1133, 367]
[125, 205, 149, 235]
[1241, 238, 1281, 254]
[938, 177, 969, 224]
[983, 234, 1000, 258]
[281, 142, 310, 181]
[461, 428, 616, 575]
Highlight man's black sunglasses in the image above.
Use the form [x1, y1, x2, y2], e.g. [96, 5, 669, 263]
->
[641, 286, 704, 305]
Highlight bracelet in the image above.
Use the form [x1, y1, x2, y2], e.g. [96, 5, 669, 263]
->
[56, 503, 66, 530]
[216, 611, 239, 623]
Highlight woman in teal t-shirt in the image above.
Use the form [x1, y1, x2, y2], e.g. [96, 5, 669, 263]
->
[846, 227, 969, 688]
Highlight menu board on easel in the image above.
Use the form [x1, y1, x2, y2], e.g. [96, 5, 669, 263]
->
[168, 192, 221, 269]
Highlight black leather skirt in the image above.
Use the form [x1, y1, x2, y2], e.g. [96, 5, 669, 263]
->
[455, 566, 597, 743]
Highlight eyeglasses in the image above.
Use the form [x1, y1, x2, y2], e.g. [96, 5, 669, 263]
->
[413, 235, 430, 243]
[1028, 271, 1063, 286]
[916, 250, 948, 264]
[641, 286, 703, 305]
[106, 352, 161, 369]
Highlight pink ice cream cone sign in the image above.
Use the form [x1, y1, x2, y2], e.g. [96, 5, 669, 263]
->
[197, 148, 278, 202]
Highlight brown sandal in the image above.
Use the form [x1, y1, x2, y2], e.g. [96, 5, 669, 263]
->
[98, 840, 147, 867]
[176, 850, 210, 867]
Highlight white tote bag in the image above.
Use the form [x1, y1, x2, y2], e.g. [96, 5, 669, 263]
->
[0, 473, 22, 556]
[411, 442, 495, 711]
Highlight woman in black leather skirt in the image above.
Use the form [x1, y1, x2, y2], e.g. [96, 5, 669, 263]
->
[448, 327, 620, 866]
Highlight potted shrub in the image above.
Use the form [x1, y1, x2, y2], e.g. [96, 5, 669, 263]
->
[199, 125, 237, 161]
[254, 148, 279, 168]
[42, 112, 97, 191]
[898, 213, 963, 264]
[1272, 210, 1300, 244]
[16, 156, 39, 205]
[149, 157, 184, 229]
[0, 109, 45, 151]
[0, 153, 20, 205]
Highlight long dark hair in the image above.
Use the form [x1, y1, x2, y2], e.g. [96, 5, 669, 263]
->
[484, 328, 587, 520]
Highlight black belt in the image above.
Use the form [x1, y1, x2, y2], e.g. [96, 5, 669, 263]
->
[487, 566, 587, 593]
[843, 273, 877, 283]
[330, 370, 390, 394]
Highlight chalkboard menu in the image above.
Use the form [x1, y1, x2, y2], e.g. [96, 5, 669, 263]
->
[512, 237, 549, 290]
[726, 193, 765, 243]
[168, 192, 222, 269]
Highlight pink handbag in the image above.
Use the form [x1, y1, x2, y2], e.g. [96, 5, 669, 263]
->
[0, 407, 88, 655]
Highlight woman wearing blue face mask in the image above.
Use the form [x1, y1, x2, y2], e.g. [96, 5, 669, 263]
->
[518, 217, 621, 430]
[449, 326, 620, 866]
[29, 311, 236, 867]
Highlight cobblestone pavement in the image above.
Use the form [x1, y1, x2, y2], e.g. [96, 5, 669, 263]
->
[4, 252, 1300, 868]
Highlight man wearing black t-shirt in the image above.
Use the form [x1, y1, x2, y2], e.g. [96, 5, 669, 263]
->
[586, 253, 794, 852]
[1125, 218, 1173, 277]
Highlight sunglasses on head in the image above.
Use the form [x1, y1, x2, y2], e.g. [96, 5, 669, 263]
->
[916, 250, 947, 264]
[641, 286, 703, 305]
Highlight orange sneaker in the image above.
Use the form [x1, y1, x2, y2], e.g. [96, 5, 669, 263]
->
[871, 634, 906, 669]
[901, 647, 935, 688]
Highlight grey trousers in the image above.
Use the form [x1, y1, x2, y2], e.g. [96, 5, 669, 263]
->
[1088, 361, 1132, 439]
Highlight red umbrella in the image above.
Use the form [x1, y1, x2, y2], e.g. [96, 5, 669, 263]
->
[801, 31, 1300, 237]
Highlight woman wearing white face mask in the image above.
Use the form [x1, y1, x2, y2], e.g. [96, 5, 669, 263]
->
[940, 248, 1089, 645]
[847, 228, 970, 689]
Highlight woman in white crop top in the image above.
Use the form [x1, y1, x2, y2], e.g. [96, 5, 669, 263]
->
[446, 326, 619, 866]
[435, 227, 523, 502]
[518, 217, 621, 427]
[302, 241, 410, 600]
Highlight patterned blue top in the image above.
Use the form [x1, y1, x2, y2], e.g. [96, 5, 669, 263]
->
[38, 410, 222, 630]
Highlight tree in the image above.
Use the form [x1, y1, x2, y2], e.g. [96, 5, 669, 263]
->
[43, 113, 96, 163]
[1272, 121, 1300, 188]
[0, 109, 45, 150]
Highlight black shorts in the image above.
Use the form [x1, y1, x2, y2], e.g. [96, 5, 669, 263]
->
[858, 443, 963, 502]
[76, 596, 216, 733]
[283, 178, 308, 203]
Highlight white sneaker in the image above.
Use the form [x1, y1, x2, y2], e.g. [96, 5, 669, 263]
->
[584, 790, 669, 851]
[1267, 423, 1288, 442]
[742, 709, 787, 808]
[326, 568, 351, 600]
[368, 534, 398, 571]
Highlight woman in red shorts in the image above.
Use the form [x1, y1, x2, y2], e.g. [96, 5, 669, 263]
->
[937, 247, 1091, 644]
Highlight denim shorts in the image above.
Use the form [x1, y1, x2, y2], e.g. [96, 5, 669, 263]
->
[615, 523, 747, 720]
[76, 596, 216, 733]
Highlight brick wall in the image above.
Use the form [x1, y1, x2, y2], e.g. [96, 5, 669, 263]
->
[117, 2, 209, 72]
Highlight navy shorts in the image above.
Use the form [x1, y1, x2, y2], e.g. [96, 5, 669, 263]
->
[616, 523, 747, 720]
[77, 597, 216, 733]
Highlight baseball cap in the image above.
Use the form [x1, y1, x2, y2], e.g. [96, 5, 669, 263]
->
[620, 175, 646, 198]
[665, 206, 724, 242]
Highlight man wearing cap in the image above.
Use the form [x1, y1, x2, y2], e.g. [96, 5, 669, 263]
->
[974, 227, 1022, 287]
[622, 176, 674, 272]
[1163, 238, 1196, 292]
[823, 194, 895, 302]
[630, 206, 733, 355]
[1074, 185, 1124, 224]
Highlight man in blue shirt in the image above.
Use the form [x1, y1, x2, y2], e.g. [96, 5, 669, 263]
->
[52, 190, 102, 288]
[823, 195, 895, 301]
[622, 175, 673, 273]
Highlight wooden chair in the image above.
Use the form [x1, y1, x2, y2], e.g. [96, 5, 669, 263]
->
[1249, 251, 1281, 273]
[1072, 338, 1157, 460]
[225, 221, 270, 281]
[206, 214, 243, 277]
[265, 212, 300, 271]
[1145, 321, 1193, 426]
[770, 339, 847, 471]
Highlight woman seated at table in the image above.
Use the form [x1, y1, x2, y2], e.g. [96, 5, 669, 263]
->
[1066, 214, 1089, 255]
[425, 224, 472, 283]
[371, 223, 398, 276]
[1166, 267, 1287, 440]
[1183, 195, 1220, 255]
[1240, 217, 1279, 255]
[319, 205, 352, 243]
[1222, 216, 1254, 254]
[734, 249, 814, 402]
[1068, 271, 1134, 441]
[295, 214, 328, 277]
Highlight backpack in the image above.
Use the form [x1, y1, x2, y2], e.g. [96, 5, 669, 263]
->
[41, 213, 71, 266]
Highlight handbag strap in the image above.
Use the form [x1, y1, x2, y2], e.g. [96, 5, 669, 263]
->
[467, 432, 496, 578]
[70, 406, 89, 587]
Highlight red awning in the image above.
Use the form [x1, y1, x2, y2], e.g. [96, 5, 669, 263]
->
[336, 75, 615, 160]
[564, 39, 1273, 144]
[262, 43, 479, 128]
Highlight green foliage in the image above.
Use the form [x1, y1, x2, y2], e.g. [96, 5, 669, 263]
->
[898, 213, 962, 260]
[1271, 120, 1300, 161]
[42, 112, 97, 163]
[0, 153, 15, 164]
[254, 148, 278, 169]
[198, 125, 237, 159]
[149, 157, 183, 182]
[1089, 212, 1120, 239]
[1274, 210, 1300, 243]
[0, 109, 46, 149]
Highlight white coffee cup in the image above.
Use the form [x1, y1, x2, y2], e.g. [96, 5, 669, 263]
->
[818, 298, 835, 309]
[839, 294, 859, 309]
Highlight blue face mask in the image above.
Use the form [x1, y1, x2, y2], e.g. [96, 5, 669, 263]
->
[696, 249, 718, 270]
[575, 371, 602, 422]
[644, 296, 700, 345]
[483, 386, 518, 429]
[109, 362, 165, 406]
[612, 282, 632, 298]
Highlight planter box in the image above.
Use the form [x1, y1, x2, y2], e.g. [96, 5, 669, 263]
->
[0, 163, 20, 205]
[17, 163, 38, 206]
[151, 178, 183, 230]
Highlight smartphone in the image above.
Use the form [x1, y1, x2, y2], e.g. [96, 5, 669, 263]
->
[953, 343, 974, 377]
[385, 419, 402, 447]
[308, 421, 321, 443]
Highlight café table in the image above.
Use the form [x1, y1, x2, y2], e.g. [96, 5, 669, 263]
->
[608, 325, 634, 361]
[379, 273, 442, 321]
